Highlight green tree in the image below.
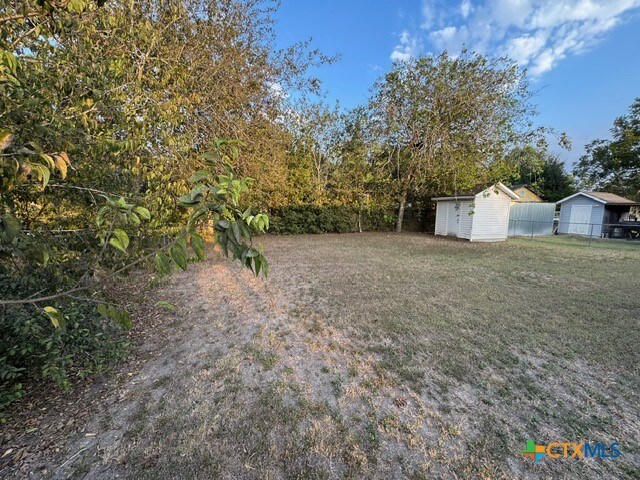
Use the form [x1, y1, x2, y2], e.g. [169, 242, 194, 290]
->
[506, 146, 575, 202]
[574, 98, 640, 200]
[330, 108, 377, 231]
[287, 101, 341, 204]
[0, 0, 330, 415]
[367, 51, 549, 232]
[538, 156, 576, 202]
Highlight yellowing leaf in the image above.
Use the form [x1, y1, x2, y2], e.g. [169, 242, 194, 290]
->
[44, 306, 66, 330]
[53, 155, 68, 179]
[0, 130, 12, 151]
[39, 154, 55, 170]
[58, 151, 71, 165]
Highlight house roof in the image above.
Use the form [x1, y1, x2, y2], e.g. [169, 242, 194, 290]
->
[510, 184, 541, 195]
[432, 183, 519, 201]
[556, 191, 640, 206]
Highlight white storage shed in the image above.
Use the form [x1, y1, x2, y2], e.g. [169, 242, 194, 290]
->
[433, 183, 519, 242]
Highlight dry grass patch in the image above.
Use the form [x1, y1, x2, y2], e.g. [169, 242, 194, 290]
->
[9, 233, 637, 479]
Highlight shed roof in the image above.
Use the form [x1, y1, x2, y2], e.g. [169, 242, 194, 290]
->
[556, 191, 640, 206]
[432, 183, 519, 201]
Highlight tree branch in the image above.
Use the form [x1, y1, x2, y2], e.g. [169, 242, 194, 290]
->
[0, 241, 175, 306]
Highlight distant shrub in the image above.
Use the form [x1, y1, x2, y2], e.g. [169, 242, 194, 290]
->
[361, 207, 397, 232]
[268, 205, 395, 235]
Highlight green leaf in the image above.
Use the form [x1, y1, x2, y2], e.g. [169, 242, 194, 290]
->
[190, 232, 205, 260]
[170, 242, 188, 270]
[109, 229, 129, 252]
[134, 206, 151, 220]
[188, 169, 213, 183]
[0, 214, 20, 244]
[187, 207, 208, 232]
[116, 197, 134, 209]
[179, 185, 209, 205]
[231, 221, 241, 243]
[109, 237, 125, 252]
[155, 251, 171, 275]
[97, 303, 109, 317]
[96, 205, 110, 228]
[128, 212, 141, 226]
[67, 0, 88, 13]
[39, 165, 50, 188]
[201, 151, 220, 164]
[113, 228, 129, 248]
[117, 310, 133, 330]
[155, 300, 176, 311]
[97, 304, 132, 330]
[25, 247, 49, 267]
[44, 306, 66, 330]
[261, 255, 269, 277]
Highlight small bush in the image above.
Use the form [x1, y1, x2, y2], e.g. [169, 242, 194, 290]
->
[0, 272, 129, 420]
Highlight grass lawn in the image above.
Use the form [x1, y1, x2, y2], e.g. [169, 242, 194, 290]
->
[255, 233, 640, 478]
[18, 233, 638, 479]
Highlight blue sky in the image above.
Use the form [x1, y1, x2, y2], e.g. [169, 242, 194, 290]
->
[273, 0, 640, 166]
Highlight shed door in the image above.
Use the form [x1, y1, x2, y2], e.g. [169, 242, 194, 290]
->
[568, 205, 592, 235]
[446, 202, 459, 236]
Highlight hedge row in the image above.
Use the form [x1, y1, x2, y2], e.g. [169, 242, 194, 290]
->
[267, 205, 397, 235]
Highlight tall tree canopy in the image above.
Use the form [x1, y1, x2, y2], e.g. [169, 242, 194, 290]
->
[574, 98, 640, 200]
[367, 51, 550, 231]
[506, 146, 576, 202]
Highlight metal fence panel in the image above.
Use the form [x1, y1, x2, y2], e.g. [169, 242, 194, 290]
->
[508, 202, 556, 236]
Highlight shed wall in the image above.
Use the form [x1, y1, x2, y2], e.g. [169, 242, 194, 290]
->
[457, 201, 474, 239]
[470, 189, 511, 241]
[434, 201, 447, 235]
[558, 196, 605, 236]
[513, 187, 543, 202]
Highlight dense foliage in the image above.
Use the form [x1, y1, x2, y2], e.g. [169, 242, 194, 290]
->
[574, 98, 640, 200]
[506, 146, 576, 202]
[0, 0, 281, 417]
[268, 205, 395, 235]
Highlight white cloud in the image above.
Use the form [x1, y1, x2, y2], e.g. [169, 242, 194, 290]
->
[390, 30, 422, 62]
[502, 30, 548, 66]
[269, 81, 287, 100]
[398, 0, 640, 76]
[460, 0, 473, 19]
[429, 25, 469, 52]
[421, 1, 437, 29]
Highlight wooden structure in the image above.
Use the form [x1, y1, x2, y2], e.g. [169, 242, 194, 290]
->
[510, 184, 543, 203]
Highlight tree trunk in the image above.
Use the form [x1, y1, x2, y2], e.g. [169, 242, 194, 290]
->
[357, 208, 363, 233]
[396, 187, 408, 232]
